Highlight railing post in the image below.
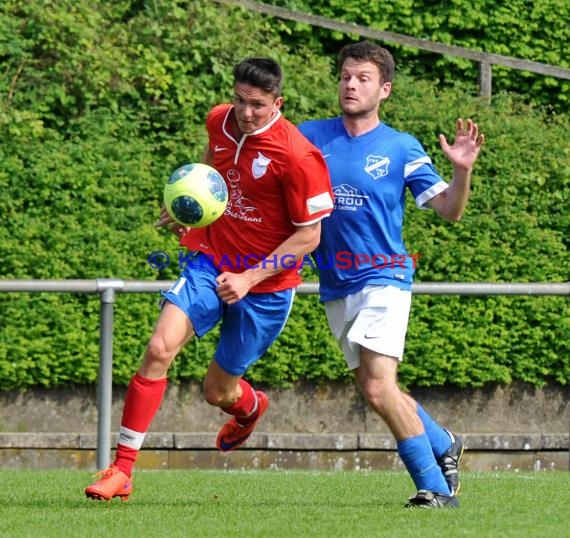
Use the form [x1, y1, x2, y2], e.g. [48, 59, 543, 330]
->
[96, 279, 123, 469]
[479, 61, 492, 102]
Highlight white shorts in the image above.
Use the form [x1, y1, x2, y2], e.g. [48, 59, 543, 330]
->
[325, 285, 412, 370]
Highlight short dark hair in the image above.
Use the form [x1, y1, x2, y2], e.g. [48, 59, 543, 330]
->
[232, 57, 283, 97]
[338, 41, 395, 83]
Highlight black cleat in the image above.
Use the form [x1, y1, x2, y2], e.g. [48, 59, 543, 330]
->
[405, 489, 459, 509]
[437, 431, 464, 495]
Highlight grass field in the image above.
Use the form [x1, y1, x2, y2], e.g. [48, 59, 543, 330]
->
[0, 469, 567, 538]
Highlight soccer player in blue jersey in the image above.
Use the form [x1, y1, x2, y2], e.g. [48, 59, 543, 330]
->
[299, 41, 485, 508]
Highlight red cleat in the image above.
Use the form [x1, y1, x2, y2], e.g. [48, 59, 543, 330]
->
[85, 465, 133, 501]
[216, 391, 269, 452]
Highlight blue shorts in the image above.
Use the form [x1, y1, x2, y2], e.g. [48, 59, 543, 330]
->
[162, 253, 295, 376]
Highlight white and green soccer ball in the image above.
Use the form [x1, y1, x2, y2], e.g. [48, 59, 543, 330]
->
[164, 163, 228, 228]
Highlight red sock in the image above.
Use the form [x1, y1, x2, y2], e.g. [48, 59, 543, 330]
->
[222, 378, 258, 426]
[114, 372, 167, 476]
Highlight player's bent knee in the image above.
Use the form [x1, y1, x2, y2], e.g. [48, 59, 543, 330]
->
[144, 334, 179, 368]
[359, 381, 397, 412]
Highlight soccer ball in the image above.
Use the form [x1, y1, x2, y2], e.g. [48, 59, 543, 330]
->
[163, 163, 228, 228]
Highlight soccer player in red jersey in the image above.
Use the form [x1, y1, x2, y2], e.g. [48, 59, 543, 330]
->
[85, 57, 334, 501]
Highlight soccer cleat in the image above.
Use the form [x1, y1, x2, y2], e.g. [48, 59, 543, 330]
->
[437, 431, 464, 495]
[405, 489, 459, 509]
[85, 465, 133, 501]
[216, 391, 269, 452]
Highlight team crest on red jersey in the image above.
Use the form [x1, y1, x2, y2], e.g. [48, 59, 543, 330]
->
[252, 152, 271, 179]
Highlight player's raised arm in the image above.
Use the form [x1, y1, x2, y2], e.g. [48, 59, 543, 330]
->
[428, 118, 485, 221]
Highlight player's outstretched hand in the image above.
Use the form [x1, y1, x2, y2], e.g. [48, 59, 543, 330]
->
[153, 205, 189, 238]
[439, 118, 485, 171]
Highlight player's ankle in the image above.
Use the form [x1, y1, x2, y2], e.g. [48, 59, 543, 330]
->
[113, 461, 133, 477]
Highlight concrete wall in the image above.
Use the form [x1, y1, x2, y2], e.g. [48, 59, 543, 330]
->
[1, 381, 568, 471]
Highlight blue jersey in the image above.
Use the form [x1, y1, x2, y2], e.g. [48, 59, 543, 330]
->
[298, 117, 447, 301]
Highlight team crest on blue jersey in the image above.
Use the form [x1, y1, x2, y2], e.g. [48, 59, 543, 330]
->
[364, 154, 390, 180]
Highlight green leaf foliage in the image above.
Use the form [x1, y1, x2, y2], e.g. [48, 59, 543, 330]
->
[0, 0, 568, 390]
[264, 0, 570, 113]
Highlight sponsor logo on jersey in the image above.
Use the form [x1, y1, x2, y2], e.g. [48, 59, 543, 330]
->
[225, 169, 262, 222]
[332, 183, 369, 211]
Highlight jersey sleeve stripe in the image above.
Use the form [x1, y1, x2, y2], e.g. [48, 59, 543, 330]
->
[404, 156, 432, 178]
[415, 181, 449, 209]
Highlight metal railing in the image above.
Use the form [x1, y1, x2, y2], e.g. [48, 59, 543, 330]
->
[1, 279, 569, 469]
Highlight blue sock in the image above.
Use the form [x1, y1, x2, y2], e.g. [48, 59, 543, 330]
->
[416, 403, 452, 459]
[397, 433, 451, 494]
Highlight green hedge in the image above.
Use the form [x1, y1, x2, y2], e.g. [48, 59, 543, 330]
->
[0, 0, 568, 390]
[265, 0, 570, 113]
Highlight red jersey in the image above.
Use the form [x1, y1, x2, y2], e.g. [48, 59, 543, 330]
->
[180, 104, 334, 293]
